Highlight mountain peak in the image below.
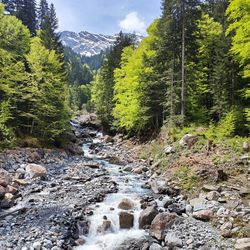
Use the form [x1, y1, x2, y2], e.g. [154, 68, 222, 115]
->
[60, 30, 143, 57]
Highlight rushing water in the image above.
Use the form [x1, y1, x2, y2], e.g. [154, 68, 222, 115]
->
[75, 132, 150, 250]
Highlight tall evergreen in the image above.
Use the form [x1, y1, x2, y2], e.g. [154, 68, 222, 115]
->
[39, 3, 61, 52]
[37, 0, 48, 28]
[2, 0, 37, 35]
[91, 32, 135, 129]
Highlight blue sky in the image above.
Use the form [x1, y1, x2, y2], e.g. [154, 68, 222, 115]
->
[47, 0, 162, 35]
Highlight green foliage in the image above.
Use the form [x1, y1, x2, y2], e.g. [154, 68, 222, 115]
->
[91, 32, 135, 129]
[0, 4, 31, 57]
[175, 166, 199, 191]
[226, 0, 250, 126]
[0, 3, 70, 146]
[24, 36, 70, 141]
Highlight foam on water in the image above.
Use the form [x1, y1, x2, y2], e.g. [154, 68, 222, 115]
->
[76, 133, 150, 250]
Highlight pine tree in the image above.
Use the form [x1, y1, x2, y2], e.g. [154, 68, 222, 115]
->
[37, 0, 48, 28]
[39, 3, 61, 52]
[226, 0, 250, 125]
[0, 3, 30, 145]
[23, 36, 70, 140]
[91, 32, 135, 129]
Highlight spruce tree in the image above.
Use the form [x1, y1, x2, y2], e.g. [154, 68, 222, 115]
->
[37, 0, 48, 28]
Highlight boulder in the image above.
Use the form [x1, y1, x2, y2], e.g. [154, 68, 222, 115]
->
[103, 135, 114, 143]
[149, 243, 163, 250]
[168, 203, 186, 215]
[192, 209, 213, 221]
[150, 180, 168, 194]
[202, 184, 221, 192]
[132, 166, 148, 174]
[25, 164, 47, 179]
[6, 185, 18, 194]
[239, 188, 250, 197]
[150, 212, 179, 240]
[206, 191, 220, 201]
[179, 134, 198, 147]
[123, 166, 133, 172]
[0, 168, 12, 186]
[164, 146, 175, 154]
[160, 196, 173, 208]
[97, 217, 112, 234]
[118, 198, 135, 210]
[235, 238, 250, 250]
[119, 211, 134, 229]
[139, 206, 159, 229]
[165, 233, 183, 248]
[220, 221, 233, 238]
[243, 141, 249, 152]
[0, 185, 6, 198]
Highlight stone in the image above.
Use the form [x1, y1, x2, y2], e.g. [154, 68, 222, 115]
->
[33, 241, 42, 250]
[6, 185, 18, 194]
[103, 135, 114, 143]
[97, 217, 112, 234]
[179, 134, 198, 147]
[165, 233, 183, 248]
[14, 179, 28, 186]
[149, 243, 163, 250]
[193, 209, 213, 221]
[0, 185, 6, 198]
[185, 204, 193, 214]
[220, 221, 233, 238]
[132, 166, 145, 174]
[123, 166, 133, 172]
[139, 206, 159, 229]
[206, 191, 220, 201]
[150, 212, 179, 240]
[0, 178, 8, 187]
[164, 146, 175, 154]
[162, 197, 174, 209]
[186, 239, 193, 245]
[239, 188, 250, 197]
[4, 193, 14, 201]
[243, 142, 249, 152]
[235, 238, 250, 250]
[202, 184, 220, 192]
[150, 179, 168, 194]
[168, 203, 186, 215]
[25, 164, 47, 179]
[119, 212, 134, 229]
[118, 198, 135, 210]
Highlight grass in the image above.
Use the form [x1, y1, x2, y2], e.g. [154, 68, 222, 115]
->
[174, 166, 200, 191]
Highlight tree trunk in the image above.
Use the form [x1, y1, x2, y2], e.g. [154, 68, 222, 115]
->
[181, 0, 185, 117]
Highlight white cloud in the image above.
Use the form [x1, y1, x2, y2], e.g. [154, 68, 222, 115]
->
[119, 12, 146, 34]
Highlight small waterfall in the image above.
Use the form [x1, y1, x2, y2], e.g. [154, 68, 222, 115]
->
[75, 132, 150, 250]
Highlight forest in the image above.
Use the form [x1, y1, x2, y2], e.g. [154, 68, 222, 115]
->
[91, 0, 249, 137]
[0, 0, 249, 149]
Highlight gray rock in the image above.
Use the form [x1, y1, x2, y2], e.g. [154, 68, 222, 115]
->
[164, 146, 175, 154]
[149, 243, 163, 250]
[165, 233, 183, 247]
[235, 238, 250, 250]
[151, 212, 180, 240]
[139, 206, 159, 229]
[33, 242, 41, 250]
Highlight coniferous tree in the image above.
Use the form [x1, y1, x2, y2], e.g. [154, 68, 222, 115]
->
[91, 32, 135, 129]
[37, 0, 48, 28]
[15, 0, 37, 35]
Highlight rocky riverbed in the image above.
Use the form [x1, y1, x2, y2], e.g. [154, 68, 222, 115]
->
[0, 114, 249, 250]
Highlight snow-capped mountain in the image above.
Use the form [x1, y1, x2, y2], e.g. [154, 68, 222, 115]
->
[60, 31, 143, 57]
